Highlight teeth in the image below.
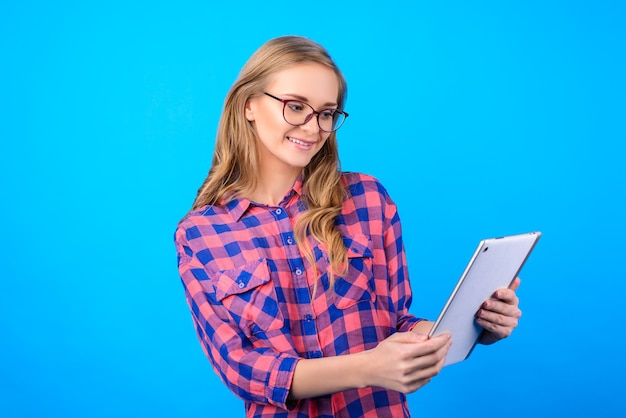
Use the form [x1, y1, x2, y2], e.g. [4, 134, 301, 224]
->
[288, 137, 311, 147]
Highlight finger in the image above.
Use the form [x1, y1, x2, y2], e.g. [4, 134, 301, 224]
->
[476, 317, 515, 339]
[491, 287, 519, 305]
[478, 300, 522, 321]
[406, 344, 450, 381]
[396, 336, 450, 375]
[491, 278, 521, 302]
[403, 340, 451, 387]
[478, 297, 522, 322]
[405, 336, 452, 371]
[476, 308, 520, 327]
[405, 376, 432, 394]
[482, 297, 520, 314]
[476, 310, 521, 333]
[417, 333, 451, 354]
[476, 320, 507, 339]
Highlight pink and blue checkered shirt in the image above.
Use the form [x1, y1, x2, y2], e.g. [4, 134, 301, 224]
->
[174, 172, 422, 417]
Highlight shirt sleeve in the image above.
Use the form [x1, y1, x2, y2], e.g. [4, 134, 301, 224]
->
[381, 189, 425, 332]
[174, 224, 300, 410]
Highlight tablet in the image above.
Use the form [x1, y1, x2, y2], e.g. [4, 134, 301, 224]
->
[428, 231, 541, 366]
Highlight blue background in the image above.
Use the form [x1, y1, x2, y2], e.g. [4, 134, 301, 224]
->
[1, 1, 624, 417]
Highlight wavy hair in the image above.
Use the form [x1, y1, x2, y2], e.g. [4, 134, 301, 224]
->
[191, 36, 348, 291]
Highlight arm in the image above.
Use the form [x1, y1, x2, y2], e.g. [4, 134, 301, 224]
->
[289, 331, 451, 399]
[380, 186, 423, 332]
[411, 320, 435, 335]
[287, 178, 451, 399]
[179, 227, 450, 403]
[175, 228, 298, 409]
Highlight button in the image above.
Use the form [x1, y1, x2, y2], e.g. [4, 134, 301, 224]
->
[305, 314, 313, 321]
[295, 268, 303, 276]
[238, 282, 245, 288]
[287, 237, 294, 245]
[275, 208, 282, 215]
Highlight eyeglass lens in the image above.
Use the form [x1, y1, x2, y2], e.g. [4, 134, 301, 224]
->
[283, 101, 346, 132]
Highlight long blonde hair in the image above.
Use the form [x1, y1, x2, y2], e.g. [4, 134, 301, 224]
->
[191, 36, 348, 288]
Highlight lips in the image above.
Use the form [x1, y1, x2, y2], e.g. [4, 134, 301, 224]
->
[287, 137, 315, 148]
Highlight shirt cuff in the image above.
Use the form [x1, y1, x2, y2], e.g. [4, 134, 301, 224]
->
[403, 317, 427, 333]
[266, 354, 300, 410]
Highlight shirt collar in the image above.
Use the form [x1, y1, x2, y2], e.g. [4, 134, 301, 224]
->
[221, 174, 305, 222]
[223, 198, 251, 222]
[291, 174, 304, 197]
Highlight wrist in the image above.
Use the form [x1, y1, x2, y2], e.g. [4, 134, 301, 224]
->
[411, 320, 434, 335]
[290, 350, 374, 399]
[352, 350, 372, 389]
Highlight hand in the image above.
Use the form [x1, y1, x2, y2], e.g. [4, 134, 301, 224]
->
[477, 277, 523, 345]
[363, 331, 451, 394]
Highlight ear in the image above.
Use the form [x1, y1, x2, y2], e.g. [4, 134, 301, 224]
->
[244, 99, 255, 122]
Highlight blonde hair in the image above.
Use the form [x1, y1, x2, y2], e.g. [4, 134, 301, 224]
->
[191, 36, 348, 290]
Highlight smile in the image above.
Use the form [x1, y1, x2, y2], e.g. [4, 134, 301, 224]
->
[287, 137, 314, 148]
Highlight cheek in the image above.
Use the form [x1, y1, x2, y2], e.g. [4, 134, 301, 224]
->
[319, 133, 333, 147]
[255, 108, 288, 133]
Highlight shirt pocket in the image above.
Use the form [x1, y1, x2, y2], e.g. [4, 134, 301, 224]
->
[213, 259, 284, 335]
[333, 233, 377, 310]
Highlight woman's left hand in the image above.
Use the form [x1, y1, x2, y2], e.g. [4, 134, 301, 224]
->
[476, 277, 522, 345]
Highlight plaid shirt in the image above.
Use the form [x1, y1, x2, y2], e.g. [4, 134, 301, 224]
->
[174, 172, 422, 417]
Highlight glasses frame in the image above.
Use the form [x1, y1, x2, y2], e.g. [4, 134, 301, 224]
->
[263, 92, 349, 132]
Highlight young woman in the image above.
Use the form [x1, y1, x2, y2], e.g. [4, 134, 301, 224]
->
[174, 36, 522, 417]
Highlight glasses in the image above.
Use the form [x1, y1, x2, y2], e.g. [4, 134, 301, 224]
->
[263, 92, 348, 132]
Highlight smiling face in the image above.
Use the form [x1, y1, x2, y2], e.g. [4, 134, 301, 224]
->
[245, 62, 340, 181]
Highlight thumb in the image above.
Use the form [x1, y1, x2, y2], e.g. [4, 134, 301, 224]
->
[509, 277, 521, 291]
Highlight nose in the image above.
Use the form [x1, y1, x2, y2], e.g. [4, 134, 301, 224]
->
[301, 112, 320, 134]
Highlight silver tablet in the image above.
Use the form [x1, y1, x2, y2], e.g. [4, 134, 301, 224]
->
[428, 231, 541, 366]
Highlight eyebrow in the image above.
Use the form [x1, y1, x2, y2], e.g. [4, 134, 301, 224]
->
[282, 93, 338, 108]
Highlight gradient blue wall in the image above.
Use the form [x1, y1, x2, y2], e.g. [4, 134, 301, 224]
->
[1, 1, 624, 417]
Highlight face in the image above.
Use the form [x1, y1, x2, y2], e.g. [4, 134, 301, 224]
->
[245, 62, 340, 179]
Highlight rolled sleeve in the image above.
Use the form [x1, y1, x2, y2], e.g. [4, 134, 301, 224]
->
[381, 190, 424, 332]
[175, 227, 299, 410]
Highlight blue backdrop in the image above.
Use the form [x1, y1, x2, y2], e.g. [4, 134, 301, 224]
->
[1, 1, 624, 417]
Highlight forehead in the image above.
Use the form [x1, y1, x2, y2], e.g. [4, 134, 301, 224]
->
[265, 62, 340, 105]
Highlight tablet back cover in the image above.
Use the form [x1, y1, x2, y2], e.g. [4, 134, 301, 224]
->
[430, 232, 541, 366]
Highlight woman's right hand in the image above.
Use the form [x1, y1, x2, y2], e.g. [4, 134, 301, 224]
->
[362, 331, 451, 394]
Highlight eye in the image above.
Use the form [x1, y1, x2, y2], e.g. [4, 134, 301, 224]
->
[319, 109, 336, 120]
[286, 101, 306, 112]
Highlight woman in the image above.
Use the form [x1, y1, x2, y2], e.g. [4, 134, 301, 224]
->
[174, 36, 522, 417]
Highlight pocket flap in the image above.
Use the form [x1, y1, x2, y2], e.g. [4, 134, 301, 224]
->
[345, 233, 373, 258]
[214, 259, 270, 301]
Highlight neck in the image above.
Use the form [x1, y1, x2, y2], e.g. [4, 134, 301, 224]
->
[249, 165, 301, 206]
